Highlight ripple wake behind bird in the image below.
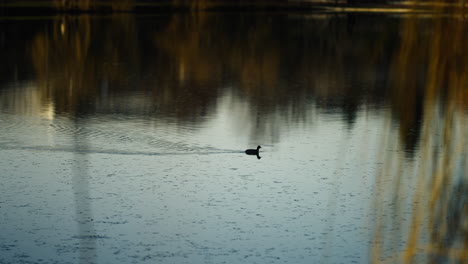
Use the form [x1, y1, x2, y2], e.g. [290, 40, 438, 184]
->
[0, 143, 242, 156]
[48, 122, 212, 153]
[0, 113, 244, 156]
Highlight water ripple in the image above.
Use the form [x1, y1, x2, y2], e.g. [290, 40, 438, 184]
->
[0, 143, 241, 156]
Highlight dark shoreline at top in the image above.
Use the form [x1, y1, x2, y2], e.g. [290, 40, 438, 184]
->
[0, 2, 439, 17]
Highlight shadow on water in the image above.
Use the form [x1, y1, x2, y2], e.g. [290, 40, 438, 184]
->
[71, 117, 97, 264]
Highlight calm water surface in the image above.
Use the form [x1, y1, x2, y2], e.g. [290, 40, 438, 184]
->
[0, 12, 467, 264]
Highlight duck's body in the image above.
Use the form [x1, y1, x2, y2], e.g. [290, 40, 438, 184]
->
[245, 145, 261, 155]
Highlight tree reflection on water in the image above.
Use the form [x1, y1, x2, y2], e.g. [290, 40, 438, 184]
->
[373, 9, 468, 263]
[0, 6, 467, 263]
[23, 13, 396, 126]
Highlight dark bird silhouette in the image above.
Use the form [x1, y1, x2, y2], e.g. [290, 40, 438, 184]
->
[245, 145, 261, 159]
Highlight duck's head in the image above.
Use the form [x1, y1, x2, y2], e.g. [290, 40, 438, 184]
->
[257, 145, 262, 150]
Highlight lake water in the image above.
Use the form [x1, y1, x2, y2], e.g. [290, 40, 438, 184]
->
[0, 11, 467, 264]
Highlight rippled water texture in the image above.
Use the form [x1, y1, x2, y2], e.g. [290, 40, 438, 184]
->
[1, 10, 468, 264]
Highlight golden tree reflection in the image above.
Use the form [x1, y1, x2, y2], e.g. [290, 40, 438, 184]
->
[372, 4, 468, 262]
[52, 0, 134, 11]
[31, 14, 139, 115]
[27, 12, 395, 122]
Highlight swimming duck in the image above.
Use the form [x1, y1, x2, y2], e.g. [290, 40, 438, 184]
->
[245, 145, 261, 155]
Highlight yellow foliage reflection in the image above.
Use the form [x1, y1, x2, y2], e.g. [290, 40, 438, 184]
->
[31, 14, 138, 115]
[52, 0, 134, 11]
[372, 3, 468, 262]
